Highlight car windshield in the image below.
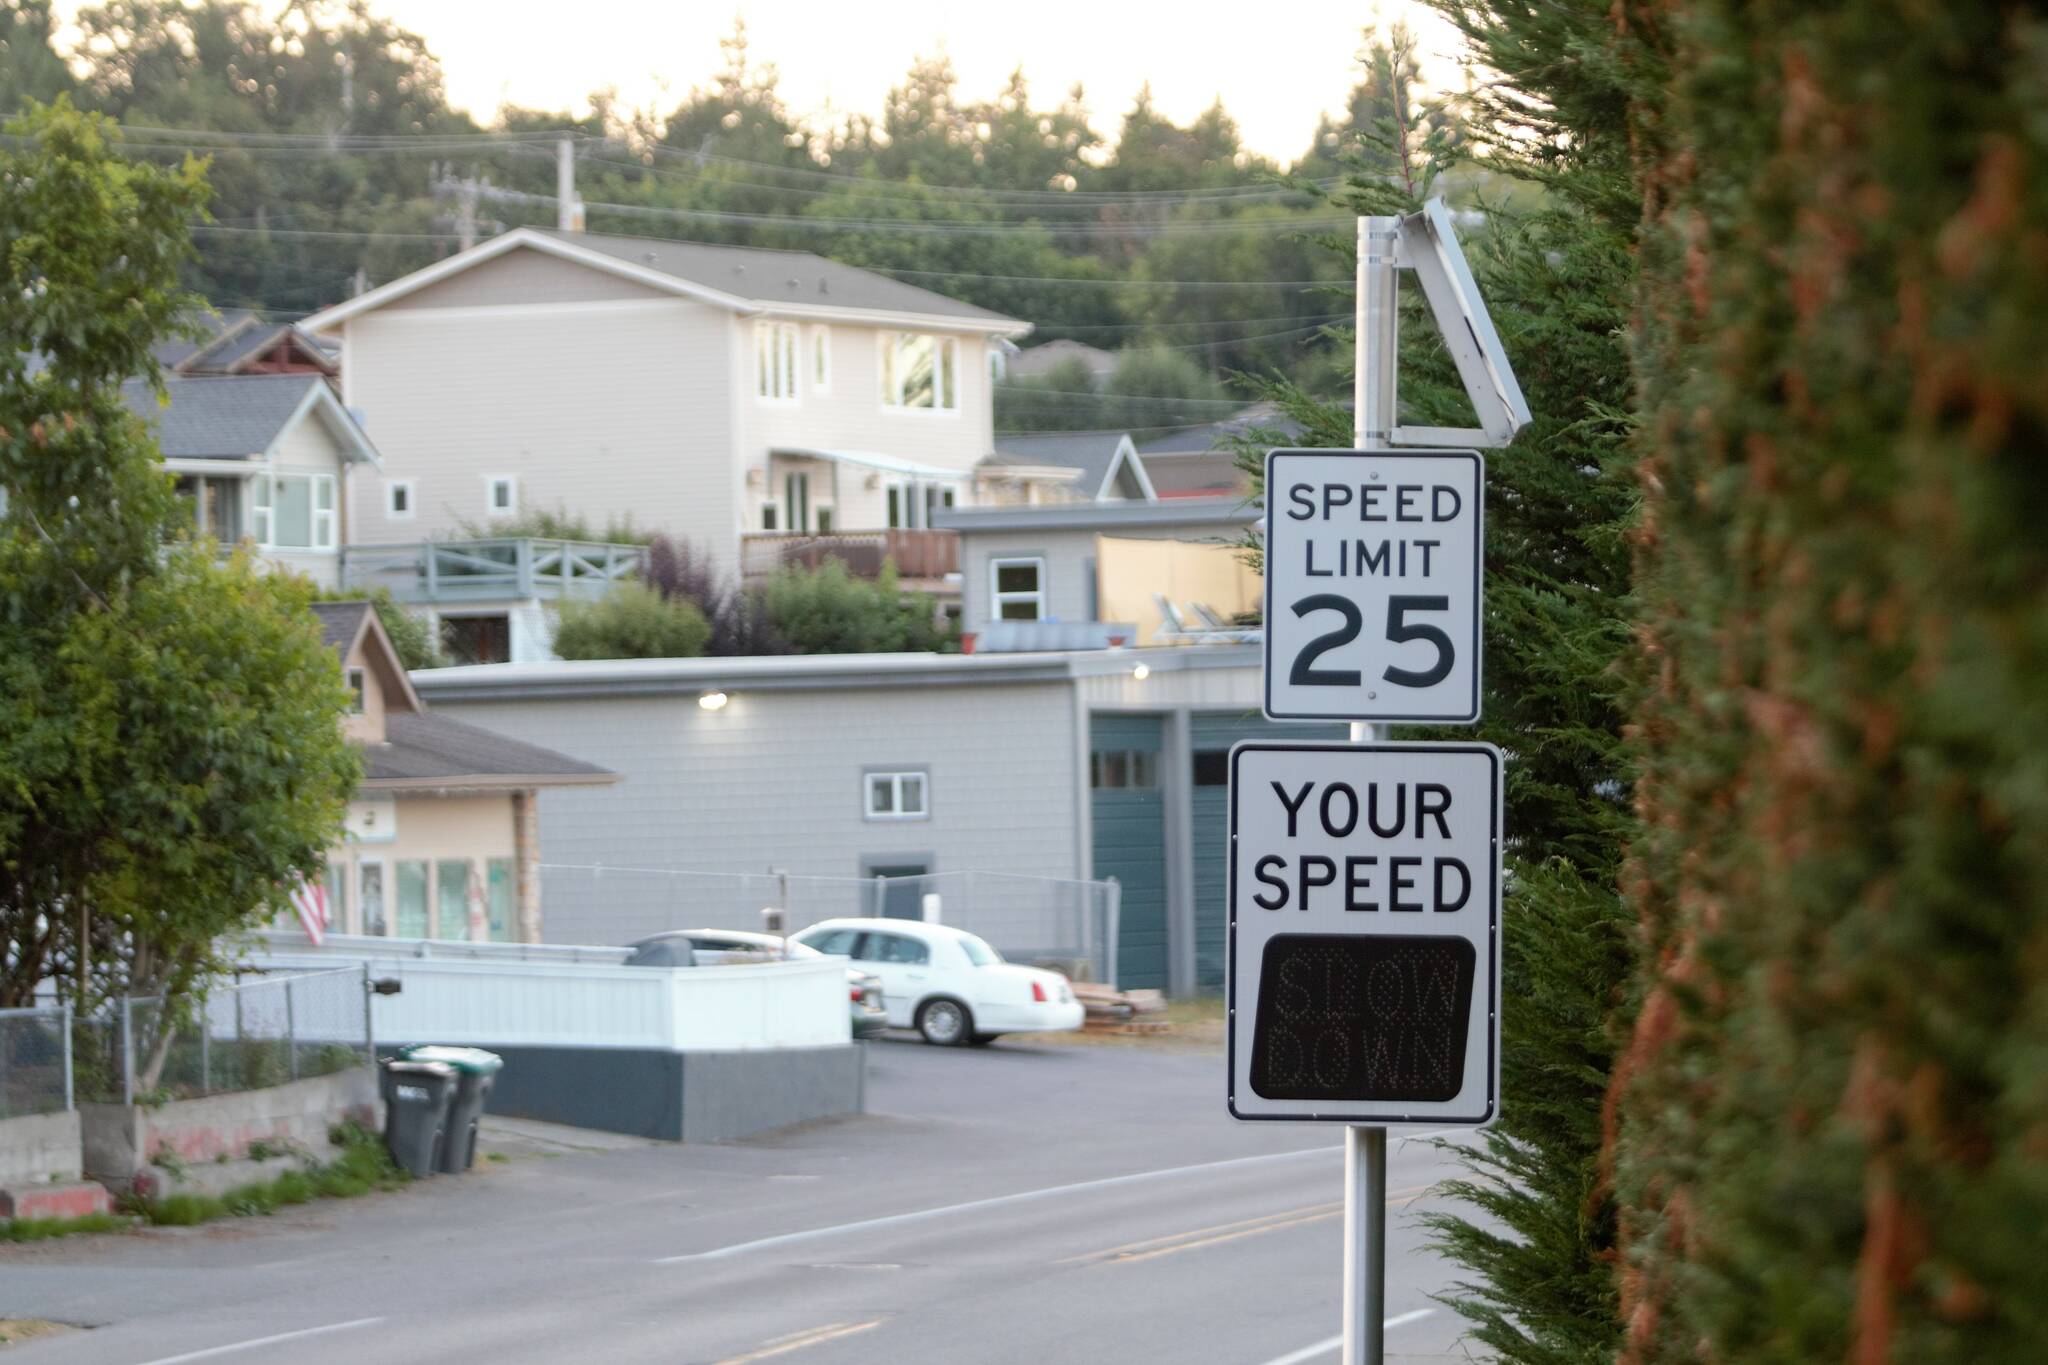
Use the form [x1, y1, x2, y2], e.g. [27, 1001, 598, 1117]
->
[958, 934, 1002, 966]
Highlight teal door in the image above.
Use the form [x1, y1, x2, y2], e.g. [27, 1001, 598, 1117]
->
[1090, 715, 1166, 991]
[1189, 714, 1347, 991]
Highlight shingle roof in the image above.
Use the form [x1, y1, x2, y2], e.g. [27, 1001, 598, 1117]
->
[541, 229, 1020, 326]
[121, 373, 323, 459]
[310, 601, 372, 657]
[366, 712, 617, 789]
[991, 431, 1137, 499]
[1134, 402, 1302, 456]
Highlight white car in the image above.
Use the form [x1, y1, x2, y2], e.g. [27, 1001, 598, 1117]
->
[790, 918, 1085, 1046]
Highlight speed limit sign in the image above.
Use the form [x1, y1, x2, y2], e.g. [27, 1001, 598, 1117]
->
[1262, 449, 1484, 724]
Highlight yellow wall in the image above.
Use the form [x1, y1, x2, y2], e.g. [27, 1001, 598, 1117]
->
[324, 793, 518, 939]
[1096, 536, 1262, 645]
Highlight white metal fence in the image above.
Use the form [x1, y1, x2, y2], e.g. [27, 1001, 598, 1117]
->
[0, 1005, 74, 1118]
[75, 968, 372, 1105]
[537, 864, 1121, 986]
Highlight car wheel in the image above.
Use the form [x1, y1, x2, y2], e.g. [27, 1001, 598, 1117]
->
[916, 998, 973, 1047]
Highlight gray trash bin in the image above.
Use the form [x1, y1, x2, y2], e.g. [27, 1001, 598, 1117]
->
[381, 1059, 457, 1177]
[397, 1045, 504, 1173]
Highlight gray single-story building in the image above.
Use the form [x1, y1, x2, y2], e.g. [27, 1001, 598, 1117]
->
[412, 648, 1341, 994]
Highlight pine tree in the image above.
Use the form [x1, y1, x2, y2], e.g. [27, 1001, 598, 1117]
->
[1237, 12, 1644, 1359]
[1612, 2, 2048, 1359]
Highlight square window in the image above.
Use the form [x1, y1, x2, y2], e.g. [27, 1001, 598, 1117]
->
[882, 333, 960, 411]
[990, 557, 1045, 622]
[865, 770, 930, 821]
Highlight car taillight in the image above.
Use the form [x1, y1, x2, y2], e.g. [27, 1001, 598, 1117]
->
[850, 986, 864, 1002]
[1031, 980, 1048, 1003]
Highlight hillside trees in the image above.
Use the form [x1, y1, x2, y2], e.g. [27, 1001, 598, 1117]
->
[1611, 2, 2048, 1358]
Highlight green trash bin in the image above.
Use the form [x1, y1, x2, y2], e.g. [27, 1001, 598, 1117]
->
[397, 1046, 504, 1173]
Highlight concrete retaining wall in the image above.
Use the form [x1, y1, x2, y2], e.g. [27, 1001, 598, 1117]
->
[0, 1109, 84, 1186]
[80, 1067, 379, 1192]
[394, 1041, 865, 1142]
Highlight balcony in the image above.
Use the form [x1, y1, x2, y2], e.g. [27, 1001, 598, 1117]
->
[342, 538, 646, 605]
[739, 529, 960, 586]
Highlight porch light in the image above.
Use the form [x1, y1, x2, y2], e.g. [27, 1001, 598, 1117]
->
[699, 691, 730, 711]
[1132, 663, 1150, 681]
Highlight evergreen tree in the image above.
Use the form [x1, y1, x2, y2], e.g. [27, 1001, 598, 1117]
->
[1611, 2, 2048, 1360]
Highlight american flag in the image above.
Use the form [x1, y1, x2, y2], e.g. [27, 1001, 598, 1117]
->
[290, 876, 329, 945]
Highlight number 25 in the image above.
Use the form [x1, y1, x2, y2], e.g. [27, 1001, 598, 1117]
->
[1289, 594, 1453, 689]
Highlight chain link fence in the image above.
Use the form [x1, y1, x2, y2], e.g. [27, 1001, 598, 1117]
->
[74, 967, 371, 1105]
[538, 864, 1122, 986]
[0, 1006, 74, 1119]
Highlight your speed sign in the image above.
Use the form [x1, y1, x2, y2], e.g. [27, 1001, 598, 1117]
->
[1262, 449, 1484, 724]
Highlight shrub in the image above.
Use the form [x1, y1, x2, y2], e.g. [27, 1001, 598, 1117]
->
[551, 582, 711, 660]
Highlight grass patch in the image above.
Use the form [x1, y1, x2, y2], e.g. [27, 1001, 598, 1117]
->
[0, 1212, 136, 1243]
[123, 1123, 406, 1230]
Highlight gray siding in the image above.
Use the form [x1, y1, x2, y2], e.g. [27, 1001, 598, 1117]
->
[384, 247, 671, 310]
[429, 681, 1082, 945]
[958, 523, 1251, 634]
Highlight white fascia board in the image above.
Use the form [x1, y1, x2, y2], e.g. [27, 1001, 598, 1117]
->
[1102, 435, 1158, 502]
[262, 381, 382, 470]
[160, 456, 261, 476]
[299, 228, 755, 334]
[743, 300, 1032, 338]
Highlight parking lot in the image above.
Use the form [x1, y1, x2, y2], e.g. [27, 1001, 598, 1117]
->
[0, 1036, 1481, 1364]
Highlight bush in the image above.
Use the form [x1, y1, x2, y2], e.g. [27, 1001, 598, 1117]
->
[551, 582, 711, 660]
[761, 559, 948, 655]
[323, 587, 441, 670]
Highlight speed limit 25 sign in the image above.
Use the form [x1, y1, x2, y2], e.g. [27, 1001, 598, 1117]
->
[1262, 449, 1484, 724]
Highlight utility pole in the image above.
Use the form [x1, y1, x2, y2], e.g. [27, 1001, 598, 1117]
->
[1342, 213, 1402, 1365]
[557, 137, 581, 232]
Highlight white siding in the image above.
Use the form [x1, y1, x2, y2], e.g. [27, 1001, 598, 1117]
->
[343, 297, 738, 566]
[738, 322, 996, 532]
[428, 681, 1082, 946]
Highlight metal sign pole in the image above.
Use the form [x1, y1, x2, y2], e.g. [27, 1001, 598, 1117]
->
[1342, 212, 1402, 1365]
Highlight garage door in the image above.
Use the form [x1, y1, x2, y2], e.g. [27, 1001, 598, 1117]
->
[1090, 714, 1166, 991]
[1189, 713, 1347, 991]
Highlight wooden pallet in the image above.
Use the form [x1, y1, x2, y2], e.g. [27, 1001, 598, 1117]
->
[1082, 1017, 1174, 1036]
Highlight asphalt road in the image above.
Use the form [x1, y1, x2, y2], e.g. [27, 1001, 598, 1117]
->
[1, 1037, 1487, 1363]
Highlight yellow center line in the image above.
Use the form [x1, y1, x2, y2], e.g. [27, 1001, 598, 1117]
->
[711, 1319, 883, 1365]
[1060, 1185, 1432, 1267]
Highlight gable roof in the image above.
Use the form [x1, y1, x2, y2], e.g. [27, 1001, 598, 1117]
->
[311, 601, 422, 715]
[301, 227, 1031, 337]
[122, 373, 380, 466]
[176, 316, 337, 376]
[990, 431, 1155, 502]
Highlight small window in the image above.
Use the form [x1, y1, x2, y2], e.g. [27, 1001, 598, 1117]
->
[756, 320, 799, 401]
[386, 480, 415, 520]
[811, 326, 831, 392]
[990, 557, 1045, 622]
[486, 475, 518, 516]
[346, 667, 366, 715]
[1192, 750, 1230, 786]
[1091, 750, 1159, 790]
[761, 503, 779, 531]
[441, 613, 511, 666]
[866, 770, 930, 820]
[817, 506, 834, 532]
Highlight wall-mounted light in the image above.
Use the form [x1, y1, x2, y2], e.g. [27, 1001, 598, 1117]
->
[1132, 663, 1150, 681]
[699, 690, 730, 711]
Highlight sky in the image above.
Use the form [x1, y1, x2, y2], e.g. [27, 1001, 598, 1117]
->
[51, 0, 1460, 165]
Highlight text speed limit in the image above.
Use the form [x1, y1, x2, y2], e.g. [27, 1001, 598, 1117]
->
[1261, 449, 1484, 724]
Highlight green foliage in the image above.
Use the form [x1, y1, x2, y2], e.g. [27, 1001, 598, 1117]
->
[323, 587, 441, 671]
[123, 1123, 406, 1229]
[0, 101, 358, 1025]
[0, 1212, 137, 1243]
[551, 581, 711, 661]
[1612, 2, 2048, 1361]
[454, 505, 652, 546]
[1233, 17, 1643, 1361]
[761, 559, 949, 655]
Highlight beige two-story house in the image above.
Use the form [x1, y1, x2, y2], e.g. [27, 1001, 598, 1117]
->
[300, 229, 1033, 596]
